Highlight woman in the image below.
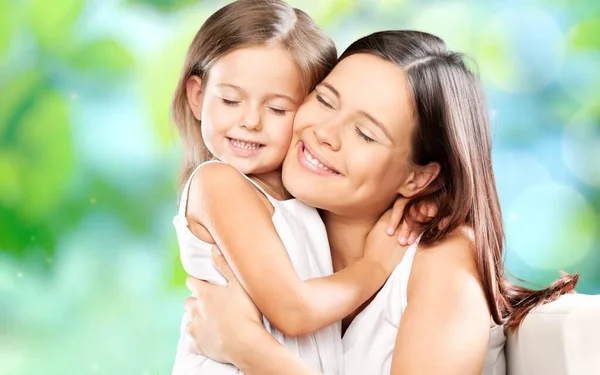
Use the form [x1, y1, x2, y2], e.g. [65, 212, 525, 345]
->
[183, 30, 578, 375]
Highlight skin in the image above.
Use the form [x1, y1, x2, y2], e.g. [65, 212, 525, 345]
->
[185, 53, 491, 375]
[182, 46, 418, 338]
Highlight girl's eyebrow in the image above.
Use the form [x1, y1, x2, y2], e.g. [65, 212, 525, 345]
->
[217, 83, 246, 93]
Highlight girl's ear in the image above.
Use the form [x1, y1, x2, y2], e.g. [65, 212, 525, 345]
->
[186, 75, 204, 120]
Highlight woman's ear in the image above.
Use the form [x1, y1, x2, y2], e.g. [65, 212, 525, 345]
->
[397, 162, 440, 198]
[186, 75, 204, 120]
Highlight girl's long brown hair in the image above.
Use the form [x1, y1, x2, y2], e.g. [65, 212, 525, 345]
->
[340, 30, 578, 331]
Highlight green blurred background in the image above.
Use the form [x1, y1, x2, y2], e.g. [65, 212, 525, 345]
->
[1, 0, 599, 373]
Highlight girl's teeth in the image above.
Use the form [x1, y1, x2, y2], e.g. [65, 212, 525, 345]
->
[232, 139, 260, 149]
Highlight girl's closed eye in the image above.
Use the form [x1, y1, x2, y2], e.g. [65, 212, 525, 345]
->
[355, 127, 375, 143]
[268, 107, 288, 116]
[221, 98, 240, 106]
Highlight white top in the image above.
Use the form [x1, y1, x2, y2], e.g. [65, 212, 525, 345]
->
[343, 235, 507, 375]
[171, 161, 344, 375]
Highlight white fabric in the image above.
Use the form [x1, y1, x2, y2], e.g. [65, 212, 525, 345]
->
[506, 293, 600, 375]
[171, 161, 343, 375]
[343, 235, 507, 375]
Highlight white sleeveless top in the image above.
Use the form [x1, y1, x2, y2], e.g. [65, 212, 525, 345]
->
[171, 161, 344, 375]
[343, 235, 507, 375]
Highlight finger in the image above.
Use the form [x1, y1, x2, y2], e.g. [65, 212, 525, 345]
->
[387, 199, 406, 236]
[397, 219, 413, 246]
[418, 203, 430, 220]
[188, 340, 202, 355]
[185, 320, 193, 337]
[439, 217, 451, 230]
[427, 205, 438, 218]
[407, 229, 419, 245]
[186, 276, 210, 297]
[186, 324, 202, 355]
[184, 297, 198, 315]
[211, 246, 237, 284]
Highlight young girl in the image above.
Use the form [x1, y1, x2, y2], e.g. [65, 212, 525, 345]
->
[170, 1, 413, 374]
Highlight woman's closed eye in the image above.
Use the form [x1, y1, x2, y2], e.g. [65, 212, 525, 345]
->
[355, 127, 375, 143]
[316, 93, 335, 110]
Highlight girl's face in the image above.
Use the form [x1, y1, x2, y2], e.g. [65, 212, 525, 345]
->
[282, 53, 424, 219]
[187, 46, 304, 175]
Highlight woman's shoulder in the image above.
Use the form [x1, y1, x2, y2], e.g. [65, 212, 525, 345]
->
[408, 226, 484, 303]
[415, 226, 477, 272]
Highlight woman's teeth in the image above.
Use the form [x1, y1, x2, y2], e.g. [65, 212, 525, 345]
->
[231, 139, 262, 149]
[303, 148, 334, 173]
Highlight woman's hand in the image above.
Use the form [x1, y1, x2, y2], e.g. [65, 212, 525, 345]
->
[185, 246, 263, 364]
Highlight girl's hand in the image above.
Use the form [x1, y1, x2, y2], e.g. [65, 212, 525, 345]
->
[185, 246, 263, 364]
[363, 210, 407, 274]
[385, 197, 442, 246]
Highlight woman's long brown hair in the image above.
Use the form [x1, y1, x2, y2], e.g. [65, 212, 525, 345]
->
[339, 30, 578, 331]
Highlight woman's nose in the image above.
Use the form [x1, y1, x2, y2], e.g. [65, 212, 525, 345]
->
[313, 119, 341, 151]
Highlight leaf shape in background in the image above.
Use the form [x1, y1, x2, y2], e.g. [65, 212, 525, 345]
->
[0, 81, 69, 259]
[0, 150, 21, 208]
[125, 0, 199, 12]
[67, 39, 135, 76]
[0, 70, 43, 137]
[0, 0, 13, 58]
[28, 0, 83, 51]
[170, 239, 186, 287]
[568, 18, 600, 51]
[17, 89, 73, 222]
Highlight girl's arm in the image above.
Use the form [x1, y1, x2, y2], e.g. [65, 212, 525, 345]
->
[390, 228, 490, 375]
[185, 259, 318, 375]
[232, 328, 320, 375]
[187, 162, 399, 337]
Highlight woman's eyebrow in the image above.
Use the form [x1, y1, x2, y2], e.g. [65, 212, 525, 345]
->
[358, 110, 392, 141]
[319, 82, 392, 142]
[319, 82, 340, 99]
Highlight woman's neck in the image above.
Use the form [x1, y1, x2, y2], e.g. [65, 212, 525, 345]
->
[321, 211, 378, 272]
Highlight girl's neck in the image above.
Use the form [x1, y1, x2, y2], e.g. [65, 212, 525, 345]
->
[321, 211, 378, 272]
[249, 169, 292, 201]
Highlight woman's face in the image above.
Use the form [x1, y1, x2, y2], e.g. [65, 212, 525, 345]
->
[282, 53, 419, 219]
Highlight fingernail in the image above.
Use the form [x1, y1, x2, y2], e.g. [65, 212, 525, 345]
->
[387, 226, 395, 235]
[212, 246, 222, 256]
[400, 236, 406, 245]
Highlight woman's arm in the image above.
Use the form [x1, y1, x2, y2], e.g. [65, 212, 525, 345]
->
[185, 254, 319, 375]
[390, 228, 490, 375]
[187, 162, 398, 337]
